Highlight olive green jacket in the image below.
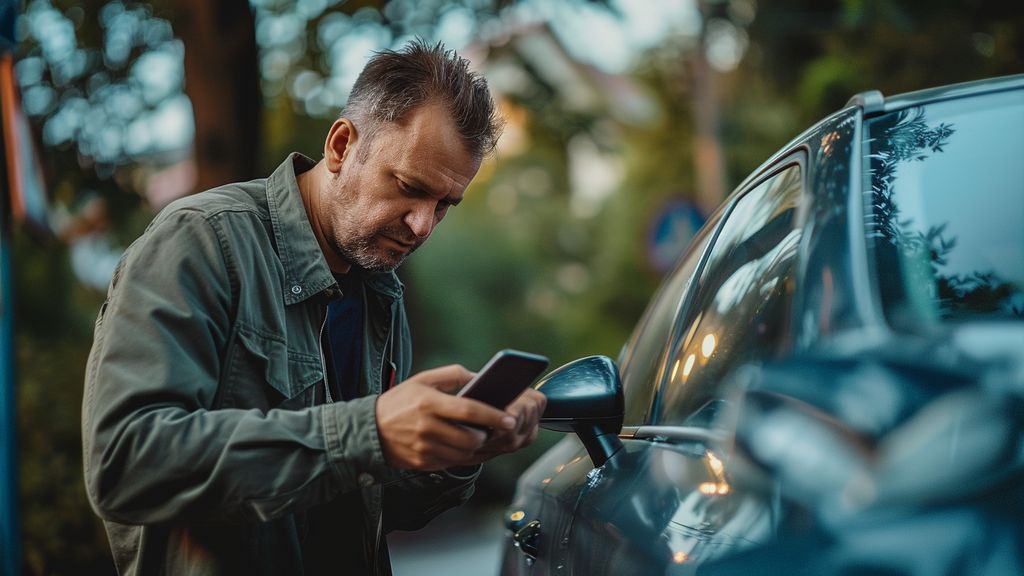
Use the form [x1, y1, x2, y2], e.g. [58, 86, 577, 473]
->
[82, 154, 479, 575]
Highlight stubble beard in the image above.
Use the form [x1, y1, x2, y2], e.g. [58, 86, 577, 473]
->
[322, 179, 400, 272]
[324, 167, 420, 272]
[334, 223, 420, 272]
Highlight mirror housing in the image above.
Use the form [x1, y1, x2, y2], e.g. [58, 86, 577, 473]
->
[536, 355, 624, 467]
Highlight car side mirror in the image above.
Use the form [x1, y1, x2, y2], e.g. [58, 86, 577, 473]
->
[536, 355, 624, 467]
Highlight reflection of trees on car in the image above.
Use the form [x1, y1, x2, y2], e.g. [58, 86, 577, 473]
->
[658, 165, 803, 425]
[867, 107, 955, 244]
[867, 108, 1021, 319]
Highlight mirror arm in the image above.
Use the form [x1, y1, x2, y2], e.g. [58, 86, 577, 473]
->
[622, 425, 726, 445]
[576, 422, 623, 467]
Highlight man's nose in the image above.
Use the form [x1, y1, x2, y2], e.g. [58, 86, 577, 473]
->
[404, 202, 435, 239]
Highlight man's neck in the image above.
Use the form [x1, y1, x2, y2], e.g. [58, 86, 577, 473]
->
[296, 161, 352, 275]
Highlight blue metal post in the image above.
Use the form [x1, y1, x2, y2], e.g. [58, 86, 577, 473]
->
[0, 227, 16, 576]
[0, 1, 20, 574]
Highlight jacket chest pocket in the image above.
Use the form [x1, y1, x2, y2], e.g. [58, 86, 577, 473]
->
[222, 325, 324, 410]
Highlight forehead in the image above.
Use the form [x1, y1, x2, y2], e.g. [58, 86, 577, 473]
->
[367, 101, 481, 197]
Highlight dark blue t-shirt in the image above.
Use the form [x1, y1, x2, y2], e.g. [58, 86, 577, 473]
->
[323, 273, 363, 401]
[304, 273, 367, 565]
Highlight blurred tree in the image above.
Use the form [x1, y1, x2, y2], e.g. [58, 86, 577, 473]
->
[12, 0, 1023, 572]
[727, 0, 1024, 141]
[13, 0, 628, 571]
[173, 0, 260, 191]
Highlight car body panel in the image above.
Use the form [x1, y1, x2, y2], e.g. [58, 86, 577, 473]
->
[504, 74, 1024, 576]
[505, 435, 774, 575]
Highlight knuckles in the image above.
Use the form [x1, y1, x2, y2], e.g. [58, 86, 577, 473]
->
[381, 371, 547, 470]
[412, 439, 429, 455]
[451, 404, 475, 421]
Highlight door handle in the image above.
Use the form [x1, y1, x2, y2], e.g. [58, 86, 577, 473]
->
[513, 520, 541, 562]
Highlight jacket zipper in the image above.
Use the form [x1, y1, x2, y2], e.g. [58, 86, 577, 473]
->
[372, 311, 395, 574]
[323, 286, 383, 571]
[373, 513, 384, 574]
[318, 302, 333, 404]
[378, 316, 394, 393]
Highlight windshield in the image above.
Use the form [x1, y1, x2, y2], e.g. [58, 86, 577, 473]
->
[864, 87, 1024, 326]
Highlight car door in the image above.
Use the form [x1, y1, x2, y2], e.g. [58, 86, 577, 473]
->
[504, 157, 810, 575]
[502, 200, 724, 576]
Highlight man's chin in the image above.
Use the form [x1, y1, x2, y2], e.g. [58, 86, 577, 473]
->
[353, 249, 407, 272]
[336, 238, 414, 272]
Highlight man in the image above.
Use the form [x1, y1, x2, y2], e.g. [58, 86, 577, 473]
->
[82, 40, 546, 575]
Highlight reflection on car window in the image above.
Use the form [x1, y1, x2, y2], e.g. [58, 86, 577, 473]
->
[657, 165, 804, 426]
[618, 214, 720, 425]
[865, 90, 1024, 325]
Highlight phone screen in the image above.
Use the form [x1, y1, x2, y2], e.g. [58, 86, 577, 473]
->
[457, 349, 549, 409]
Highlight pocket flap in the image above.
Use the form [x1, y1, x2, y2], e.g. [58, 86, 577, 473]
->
[237, 327, 323, 399]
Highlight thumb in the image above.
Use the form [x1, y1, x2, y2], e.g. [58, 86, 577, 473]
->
[405, 364, 474, 393]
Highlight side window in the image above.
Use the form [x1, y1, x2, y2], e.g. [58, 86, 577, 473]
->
[865, 92, 1024, 326]
[656, 163, 805, 426]
[618, 213, 720, 424]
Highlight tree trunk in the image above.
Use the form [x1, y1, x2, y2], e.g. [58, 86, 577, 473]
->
[690, 1, 727, 214]
[175, 0, 260, 192]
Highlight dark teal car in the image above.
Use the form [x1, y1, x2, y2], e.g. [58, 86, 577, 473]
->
[503, 75, 1024, 575]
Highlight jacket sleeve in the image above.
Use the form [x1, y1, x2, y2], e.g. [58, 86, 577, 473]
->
[381, 465, 482, 532]
[82, 209, 389, 525]
[378, 311, 481, 532]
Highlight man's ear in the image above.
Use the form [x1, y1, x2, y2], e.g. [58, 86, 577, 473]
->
[324, 118, 357, 173]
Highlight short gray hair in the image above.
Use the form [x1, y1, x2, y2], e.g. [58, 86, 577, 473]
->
[344, 39, 503, 161]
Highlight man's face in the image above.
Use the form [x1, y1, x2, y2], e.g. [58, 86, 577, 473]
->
[320, 100, 481, 272]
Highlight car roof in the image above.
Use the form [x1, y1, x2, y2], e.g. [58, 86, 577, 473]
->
[733, 73, 1024, 196]
[847, 73, 1024, 117]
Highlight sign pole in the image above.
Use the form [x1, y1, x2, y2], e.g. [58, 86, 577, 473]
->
[0, 1, 20, 574]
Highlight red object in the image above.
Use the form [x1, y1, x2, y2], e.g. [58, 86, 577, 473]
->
[0, 52, 50, 236]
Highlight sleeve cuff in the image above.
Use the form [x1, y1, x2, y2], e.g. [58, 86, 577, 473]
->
[321, 395, 390, 488]
[444, 465, 482, 481]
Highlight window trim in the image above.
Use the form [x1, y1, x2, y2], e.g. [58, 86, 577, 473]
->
[648, 150, 810, 426]
[618, 206, 726, 426]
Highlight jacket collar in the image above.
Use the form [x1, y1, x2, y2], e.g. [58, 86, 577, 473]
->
[265, 153, 404, 305]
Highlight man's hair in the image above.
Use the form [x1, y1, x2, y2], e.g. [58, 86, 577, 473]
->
[344, 39, 503, 161]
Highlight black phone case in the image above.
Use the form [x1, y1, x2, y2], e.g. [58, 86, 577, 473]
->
[458, 349, 549, 409]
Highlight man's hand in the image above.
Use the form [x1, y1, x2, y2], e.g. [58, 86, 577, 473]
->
[469, 388, 547, 463]
[376, 365, 518, 470]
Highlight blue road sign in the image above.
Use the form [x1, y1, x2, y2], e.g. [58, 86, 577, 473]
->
[647, 199, 705, 273]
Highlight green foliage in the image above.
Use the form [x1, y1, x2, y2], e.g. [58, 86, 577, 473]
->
[734, 0, 1024, 126]
[18, 336, 113, 575]
[13, 232, 113, 574]
[11, 0, 1024, 569]
[17, 0, 183, 217]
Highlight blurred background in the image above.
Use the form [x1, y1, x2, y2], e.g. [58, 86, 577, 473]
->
[0, 0, 1022, 573]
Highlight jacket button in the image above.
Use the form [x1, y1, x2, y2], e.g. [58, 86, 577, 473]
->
[291, 285, 302, 295]
[357, 472, 375, 487]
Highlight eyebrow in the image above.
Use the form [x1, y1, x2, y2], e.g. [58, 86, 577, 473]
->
[404, 177, 463, 206]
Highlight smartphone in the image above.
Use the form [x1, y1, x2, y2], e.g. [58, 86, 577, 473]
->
[457, 349, 550, 410]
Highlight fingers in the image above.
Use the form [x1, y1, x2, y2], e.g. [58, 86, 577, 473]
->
[396, 417, 488, 469]
[376, 365, 547, 471]
[474, 389, 547, 460]
[405, 364, 474, 393]
[376, 372, 510, 471]
[512, 389, 546, 437]
[432, 395, 517, 432]
[422, 416, 489, 452]
[377, 401, 489, 469]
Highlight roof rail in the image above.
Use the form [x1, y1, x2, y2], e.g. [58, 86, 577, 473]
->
[846, 89, 885, 115]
